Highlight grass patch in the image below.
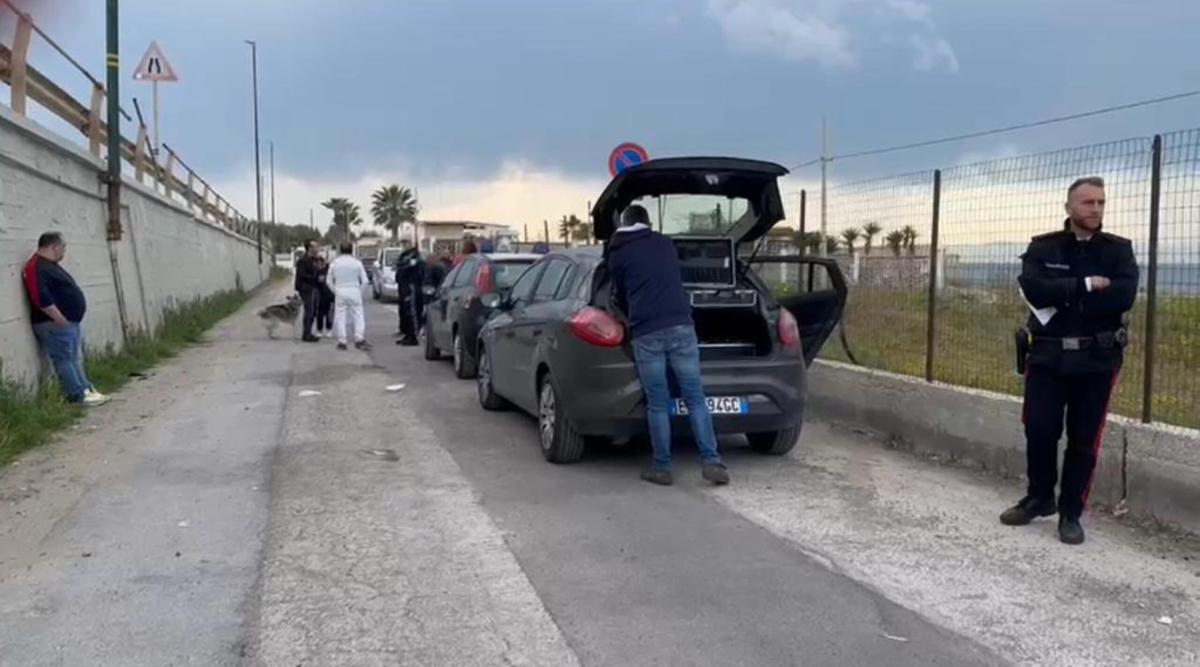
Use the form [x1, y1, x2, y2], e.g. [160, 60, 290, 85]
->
[0, 288, 250, 468]
[811, 284, 1199, 430]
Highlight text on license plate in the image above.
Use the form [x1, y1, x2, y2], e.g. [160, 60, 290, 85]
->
[671, 396, 747, 416]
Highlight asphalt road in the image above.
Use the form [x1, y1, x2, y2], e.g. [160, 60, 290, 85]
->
[6, 290, 1198, 666]
[361, 298, 1000, 667]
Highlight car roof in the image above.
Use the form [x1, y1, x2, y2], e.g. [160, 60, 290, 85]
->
[483, 253, 541, 262]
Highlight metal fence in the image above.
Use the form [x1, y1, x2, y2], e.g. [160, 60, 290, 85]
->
[0, 2, 256, 236]
[785, 130, 1200, 431]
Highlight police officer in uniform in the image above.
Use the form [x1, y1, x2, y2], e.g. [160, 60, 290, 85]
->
[395, 243, 425, 346]
[1001, 176, 1138, 545]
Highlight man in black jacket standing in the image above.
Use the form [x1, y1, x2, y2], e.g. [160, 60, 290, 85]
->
[294, 240, 321, 343]
[395, 243, 425, 346]
[1001, 176, 1138, 545]
[608, 205, 729, 487]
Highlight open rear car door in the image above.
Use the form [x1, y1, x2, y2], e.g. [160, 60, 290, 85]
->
[748, 256, 848, 366]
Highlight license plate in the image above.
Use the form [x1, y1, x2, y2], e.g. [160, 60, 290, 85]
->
[671, 396, 747, 416]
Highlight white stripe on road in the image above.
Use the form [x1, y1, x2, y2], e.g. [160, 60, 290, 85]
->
[248, 347, 579, 666]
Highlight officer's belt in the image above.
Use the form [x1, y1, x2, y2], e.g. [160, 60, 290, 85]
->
[1033, 330, 1127, 351]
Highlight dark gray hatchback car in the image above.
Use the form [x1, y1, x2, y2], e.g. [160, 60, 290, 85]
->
[476, 157, 847, 463]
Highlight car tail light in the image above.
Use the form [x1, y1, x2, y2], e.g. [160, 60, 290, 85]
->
[474, 262, 494, 294]
[778, 309, 801, 348]
[568, 307, 624, 347]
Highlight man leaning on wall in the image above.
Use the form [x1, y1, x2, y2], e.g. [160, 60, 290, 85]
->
[22, 232, 110, 407]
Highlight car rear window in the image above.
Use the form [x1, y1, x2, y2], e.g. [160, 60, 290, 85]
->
[493, 261, 535, 289]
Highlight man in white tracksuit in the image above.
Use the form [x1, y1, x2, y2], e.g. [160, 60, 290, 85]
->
[326, 242, 372, 351]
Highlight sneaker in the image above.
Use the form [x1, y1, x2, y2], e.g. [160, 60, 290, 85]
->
[302, 334, 321, 343]
[1059, 516, 1085, 545]
[81, 391, 110, 407]
[999, 496, 1056, 526]
[354, 340, 372, 351]
[702, 463, 731, 485]
[398, 337, 419, 347]
[336, 342, 348, 351]
[640, 468, 674, 486]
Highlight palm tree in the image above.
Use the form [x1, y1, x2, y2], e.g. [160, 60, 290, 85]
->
[824, 235, 840, 255]
[840, 228, 860, 255]
[558, 214, 581, 245]
[885, 230, 906, 257]
[571, 217, 593, 244]
[322, 197, 363, 244]
[371, 185, 419, 241]
[793, 231, 823, 254]
[862, 222, 882, 256]
[901, 225, 920, 255]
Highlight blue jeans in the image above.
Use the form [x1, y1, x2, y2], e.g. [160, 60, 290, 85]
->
[33, 321, 93, 402]
[632, 325, 722, 470]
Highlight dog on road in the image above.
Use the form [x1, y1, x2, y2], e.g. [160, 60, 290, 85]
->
[258, 294, 302, 339]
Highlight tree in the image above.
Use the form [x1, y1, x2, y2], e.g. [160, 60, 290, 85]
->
[840, 228, 860, 255]
[824, 235, 840, 255]
[901, 225, 920, 255]
[558, 214, 582, 245]
[792, 231, 823, 254]
[260, 221, 321, 254]
[571, 219, 593, 243]
[371, 185, 419, 241]
[885, 230, 906, 257]
[322, 197, 363, 244]
[862, 222, 882, 256]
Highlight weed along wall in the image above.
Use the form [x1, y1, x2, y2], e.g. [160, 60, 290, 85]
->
[0, 106, 268, 387]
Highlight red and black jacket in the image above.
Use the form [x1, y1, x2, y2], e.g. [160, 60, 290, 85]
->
[23, 255, 87, 324]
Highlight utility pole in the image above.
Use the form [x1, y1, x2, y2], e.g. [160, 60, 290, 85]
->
[543, 219, 550, 244]
[246, 40, 263, 264]
[105, 0, 131, 343]
[105, 1, 121, 241]
[820, 115, 829, 257]
[309, 207, 314, 230]
[269, 141, 276, 225]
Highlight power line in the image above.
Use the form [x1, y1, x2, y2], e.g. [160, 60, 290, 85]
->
[790, 88, 1200, 170]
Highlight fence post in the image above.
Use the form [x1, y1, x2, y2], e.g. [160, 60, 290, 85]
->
[10, 12, 32, 115]
[88, 84, 104, 156]
[1142, 135, 1163, 423]
[924, 169, 942, 383]
[798, 190, 807, 255]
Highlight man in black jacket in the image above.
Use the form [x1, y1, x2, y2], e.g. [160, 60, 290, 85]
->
[608, 205, 729, 487]
[1001, 176, 1138, 545]
[395, 243, 425, 346]
[293, 240, 322, 342]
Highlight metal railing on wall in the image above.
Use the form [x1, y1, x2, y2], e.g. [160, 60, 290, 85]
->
[0, 1, 255, 235]
[787, 131, 1200, 431]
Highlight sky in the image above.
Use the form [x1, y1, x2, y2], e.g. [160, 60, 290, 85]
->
[11, 0, 1200, 234]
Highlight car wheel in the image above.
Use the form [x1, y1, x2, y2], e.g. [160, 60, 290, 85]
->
[748, 426, 801, 456]
[424, 324, 441, 360]
[538, 374, 585, 464]
[453, 331, 478, 379]
[477, 344, 507, 411]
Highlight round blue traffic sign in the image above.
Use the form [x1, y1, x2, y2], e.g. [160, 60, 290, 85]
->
[609, 142, 649, 177]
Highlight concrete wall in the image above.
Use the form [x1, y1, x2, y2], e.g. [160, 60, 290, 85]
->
[807, 360, 1200, 534]
[0, 106, 267, 386]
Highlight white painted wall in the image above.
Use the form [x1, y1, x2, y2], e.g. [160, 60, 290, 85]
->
[0, 106, 267, 386]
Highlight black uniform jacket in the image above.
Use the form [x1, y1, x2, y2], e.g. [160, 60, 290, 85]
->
[1017, 221, 1138, 374]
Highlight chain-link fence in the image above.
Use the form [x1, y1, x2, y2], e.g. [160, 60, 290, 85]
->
[790, 130, 1199, 431]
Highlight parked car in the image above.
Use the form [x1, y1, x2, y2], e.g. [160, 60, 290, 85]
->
[475, 157, 847, 463]
[424, 253, 541, 378]
[372, 247, 406, 301]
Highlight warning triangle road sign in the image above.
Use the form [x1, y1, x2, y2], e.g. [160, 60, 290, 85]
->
[133, 41, 178, 82]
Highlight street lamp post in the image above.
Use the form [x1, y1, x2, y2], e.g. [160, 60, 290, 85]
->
[269, 141, 276, 226]
[246, 40, 263, 264]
